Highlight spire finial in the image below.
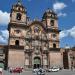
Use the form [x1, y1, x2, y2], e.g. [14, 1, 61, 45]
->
[17, 0, 22, 5]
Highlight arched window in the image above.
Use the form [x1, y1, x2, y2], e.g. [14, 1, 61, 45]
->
[16, 13, 21, 20]
[53, 43, 56, 48]
[50, 20, 54, 26]
[18, 7, 20, 11]
[15, 40, 19, 46]
[53, 33, 56, 38]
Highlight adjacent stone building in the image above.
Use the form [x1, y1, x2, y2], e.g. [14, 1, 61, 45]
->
[0, 45, 8, 69]
[0, 45, 4, 68]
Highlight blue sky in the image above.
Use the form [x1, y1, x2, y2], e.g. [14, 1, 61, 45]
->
[0, 0, 75, 48]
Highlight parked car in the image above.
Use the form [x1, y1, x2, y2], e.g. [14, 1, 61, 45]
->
[48, 67, 60, 72]
[47, 68, 52, 72]
[9, 67, 23, 73]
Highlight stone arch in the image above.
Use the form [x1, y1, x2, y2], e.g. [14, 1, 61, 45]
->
[15, 40, 19, 46]
[33, 57, 41, 68]
[53, 43, 56, 48]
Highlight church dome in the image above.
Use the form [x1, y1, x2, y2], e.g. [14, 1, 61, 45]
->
[11, 0, 27, 13]
[42, 8, 58, 20]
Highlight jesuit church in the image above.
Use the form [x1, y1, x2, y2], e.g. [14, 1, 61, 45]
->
[0, 0, 75, 70]
[7, 0, 62, 69]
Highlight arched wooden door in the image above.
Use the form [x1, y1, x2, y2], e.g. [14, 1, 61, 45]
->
[33, 57, 41, 69]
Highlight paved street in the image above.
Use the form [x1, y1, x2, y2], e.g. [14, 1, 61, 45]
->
[3, 70, 33, 75]
[47, 69, 75, 75]
[2, 69, 75, 75]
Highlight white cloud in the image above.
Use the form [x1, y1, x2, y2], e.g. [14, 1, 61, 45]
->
[60, 26, 75, 39]
[1, 30, 9, 40]
[58, 12, 67, 17]
[53, 2, 67, 17]
[0, 30, 9, 44]
[59, 30, 69, 39]
[68, 26, 75, 38]
[0, 10, 10, 25]
[53, 2, 67, 11]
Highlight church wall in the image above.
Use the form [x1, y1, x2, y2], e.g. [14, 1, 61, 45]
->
[54, 20, 58, 28]
[46, 18, 58, 28]
[8, 50, 25, 68]
[43, 54, 47, 65]
[47, 18, 50, 27]
[49, 52, 62, 67]
[48, 32, 59, 48]
[10, 27, 26, 37]
[21, 13, 26, 23]
[10, 12, 16, 22]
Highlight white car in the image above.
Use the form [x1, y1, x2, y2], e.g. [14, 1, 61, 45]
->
[51, 67, 59, 72]
[48, 67, 60, 72]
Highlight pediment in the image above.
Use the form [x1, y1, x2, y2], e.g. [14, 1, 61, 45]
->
[28, 21, 46, 31]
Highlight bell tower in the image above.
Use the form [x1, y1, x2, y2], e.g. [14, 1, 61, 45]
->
[8, 0, 27, 47]
[42, 9, 60, 48]
[10, 0, 27, 23]
[42, 9, 62, 68]
[8, 0, 27, 68]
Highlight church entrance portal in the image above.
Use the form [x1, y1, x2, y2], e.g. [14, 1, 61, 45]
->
[33, 57, 41, 69]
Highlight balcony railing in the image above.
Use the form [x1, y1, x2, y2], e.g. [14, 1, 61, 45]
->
[49, 48, 60, 51]
[9, 45, 24, 49]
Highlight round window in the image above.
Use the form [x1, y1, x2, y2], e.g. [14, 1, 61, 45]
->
[53, 34, 56, 38]
[34, 26, 40, 33]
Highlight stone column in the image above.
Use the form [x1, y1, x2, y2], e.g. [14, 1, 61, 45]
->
[29, 53, 31, 68]
[48, 52, 50, 68]
[30, 53, 32, 68]
[41, 54, 43, 68]
[46, 53, 48, 68]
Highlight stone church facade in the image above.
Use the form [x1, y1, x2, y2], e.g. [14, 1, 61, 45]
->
[2, 0, 75, 70]
[7, 1, 62, 69]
